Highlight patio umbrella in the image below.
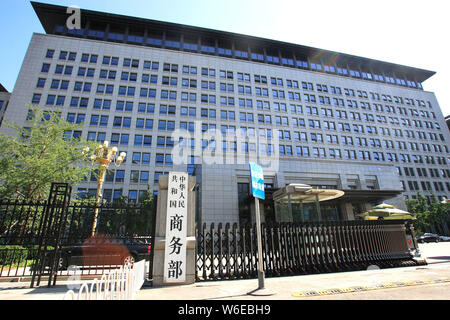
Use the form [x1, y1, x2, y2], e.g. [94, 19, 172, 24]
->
[357, 212, 416, 220]
[384, 213, 416, 220]
[357, 203, 416, 220]
[372, 203, 396, 209]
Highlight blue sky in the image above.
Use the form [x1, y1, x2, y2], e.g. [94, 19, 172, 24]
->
[1, 0, 449, 116]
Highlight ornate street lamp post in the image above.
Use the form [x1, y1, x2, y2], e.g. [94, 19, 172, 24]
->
[83, 141, 126, 237]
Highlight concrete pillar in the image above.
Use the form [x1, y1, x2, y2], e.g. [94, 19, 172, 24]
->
[152, 174, 196, 286]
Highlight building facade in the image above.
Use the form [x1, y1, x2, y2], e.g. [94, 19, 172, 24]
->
[0, 84, 11, 127]
[1, 2, 449, 225]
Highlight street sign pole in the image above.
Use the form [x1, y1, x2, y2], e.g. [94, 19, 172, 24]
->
[254, 196, 265, 289]
[248, 163, 275, 296]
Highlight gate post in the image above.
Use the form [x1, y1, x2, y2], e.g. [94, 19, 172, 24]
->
[152, 174, 196, 286]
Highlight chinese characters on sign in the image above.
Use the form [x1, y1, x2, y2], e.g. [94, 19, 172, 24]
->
[164, 172, 188, 283]
[249, 163, 265, 200]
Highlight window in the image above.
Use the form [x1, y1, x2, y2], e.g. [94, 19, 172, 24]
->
[41, 63, 50, 73]
[158, 120, 175, 131]
[155, 153, 173, 165]
[46, 49, 55, 58]
[138, 103, 155, 114]
[36, 78, 48, 89]
[46, 95, 56, 105]
[181, 106, 196, 117]
[180, 121, 195, 133]
[55, 96, 65, 106]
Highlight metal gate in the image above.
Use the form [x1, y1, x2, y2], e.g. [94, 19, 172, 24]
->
[196, 220, 425, 281]
[0, 183, 71, 287]
[0, 183, 156, 287]
[31, 183, 72, 287]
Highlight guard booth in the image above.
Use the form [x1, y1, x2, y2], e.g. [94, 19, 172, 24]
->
[273, 184, 345, 222]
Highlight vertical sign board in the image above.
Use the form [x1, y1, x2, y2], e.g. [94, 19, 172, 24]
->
[249, 163, 265, 200]
[164, 172, 188, 283]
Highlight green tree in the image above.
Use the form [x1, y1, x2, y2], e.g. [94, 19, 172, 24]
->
[97, 189, 155, 236]
[406, 192, 450, 234]
[0, 105, 97, 201]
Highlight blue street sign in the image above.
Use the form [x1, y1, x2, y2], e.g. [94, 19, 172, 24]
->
[249, 162, 265, 200]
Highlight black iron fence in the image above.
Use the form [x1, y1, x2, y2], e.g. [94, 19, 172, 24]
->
[0, 183, 156, 286]
[1, 183, 426, 286]
[196, 220, 425, 281]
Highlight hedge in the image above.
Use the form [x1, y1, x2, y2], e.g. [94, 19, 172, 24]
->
[0, 245, 54, 266]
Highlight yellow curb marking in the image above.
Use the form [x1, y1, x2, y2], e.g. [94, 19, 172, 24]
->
[292, 278, 450, 298]
[317, 290, 332, 295]
[384, 283, 397, 288]
[361, 286, 377, 291]
[292, 292, 307, 297]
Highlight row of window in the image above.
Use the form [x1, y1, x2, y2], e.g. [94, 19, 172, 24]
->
[77, 179, 448, 203]
[79, 116, 448, 153]
[57, 109, 444, 149]
[399, 167, 450, 179]
[63, 128, 450, 168]
[59, 105, 446, 137]
[41, 50, 430, 111]
[32, 91, 443, 137]
[61, 104, 445, 135]
[401, 180, 450, 193]
[72, 132, 450, 175]
[76, 177, 449, 203]
[46, 41, 424, 90]
[82, 169, 450, 201]
[35, 68, 439, 123]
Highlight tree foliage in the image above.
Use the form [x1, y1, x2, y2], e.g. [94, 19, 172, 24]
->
[67, 189, 156, 237]
[405, 192, 450, 234]
[0, 105, 97, 201]
[97, 189, 155, 236]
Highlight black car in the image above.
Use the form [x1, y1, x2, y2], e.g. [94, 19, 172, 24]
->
[58, 235, 152, 269]
[416, 233, 440, 243]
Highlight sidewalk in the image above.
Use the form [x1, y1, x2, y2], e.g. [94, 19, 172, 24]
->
[135, 262, 450, 300]
[137, 242, 449, 300]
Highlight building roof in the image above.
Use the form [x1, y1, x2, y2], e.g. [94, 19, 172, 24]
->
[31, 1, 435, 83]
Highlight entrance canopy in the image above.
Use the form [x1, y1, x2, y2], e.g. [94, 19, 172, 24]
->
[273, 184, 344, 222]
[338, 189, 403, 204]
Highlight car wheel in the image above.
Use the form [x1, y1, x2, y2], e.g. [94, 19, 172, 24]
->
[123, 255, 135, 266]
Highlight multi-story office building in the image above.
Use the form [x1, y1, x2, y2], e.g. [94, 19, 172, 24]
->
[1, 2, 449, 225]
[0, 84, 11, 127]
